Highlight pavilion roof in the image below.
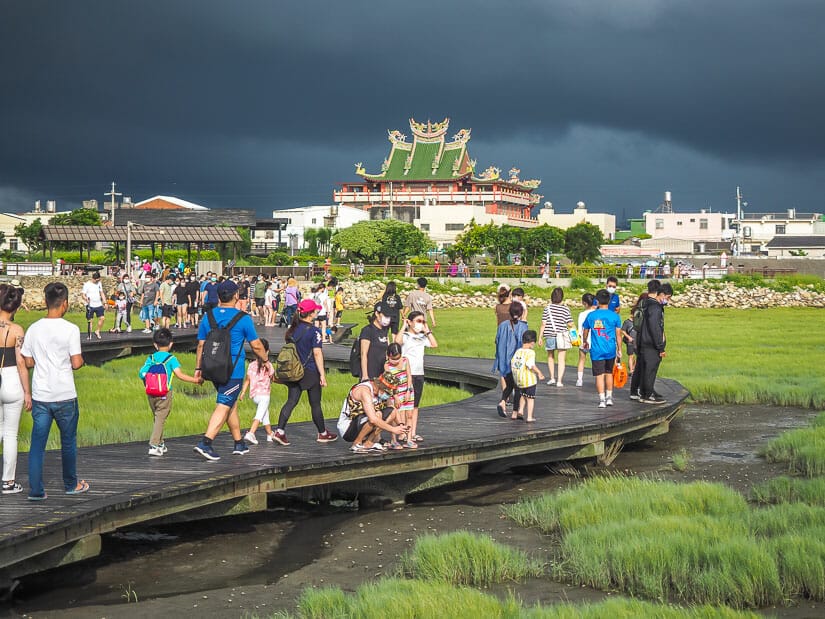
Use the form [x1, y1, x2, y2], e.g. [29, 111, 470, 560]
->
[41, 225, 243, 243]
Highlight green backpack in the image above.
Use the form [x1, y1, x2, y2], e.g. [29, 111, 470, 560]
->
[274, 328, 311, 382]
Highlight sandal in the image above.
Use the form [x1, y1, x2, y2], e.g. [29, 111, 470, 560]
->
[389, 441, 405, 450]
[66, 480, 90, 495]
[412, 435, 423, 442]
[404, 440, 418, 449]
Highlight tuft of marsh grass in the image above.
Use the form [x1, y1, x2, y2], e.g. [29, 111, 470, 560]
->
[751, 476, 825, 506]
[505, 475, 825, 608]
[290, 577, 758, 618]
[396, 531, 543, 586]
[760, 414, 825, 477]
[671, 448, 691, 472]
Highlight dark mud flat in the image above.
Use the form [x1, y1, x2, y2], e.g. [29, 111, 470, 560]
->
[6, 404, 822, 619]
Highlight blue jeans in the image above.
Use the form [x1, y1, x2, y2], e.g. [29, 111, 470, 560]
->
[29, 398, 79, 497]
[284, 304, 297, 326]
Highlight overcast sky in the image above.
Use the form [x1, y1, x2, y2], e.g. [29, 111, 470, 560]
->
[1, 1, 823, 224]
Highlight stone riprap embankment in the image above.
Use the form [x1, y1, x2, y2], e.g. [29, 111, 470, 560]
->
[9, 276, 824, 312]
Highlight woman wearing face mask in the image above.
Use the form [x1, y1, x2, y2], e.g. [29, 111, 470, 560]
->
[359, 302, 391, 380]
[116, 274, 137, 333]
[395, 310, 437, 444]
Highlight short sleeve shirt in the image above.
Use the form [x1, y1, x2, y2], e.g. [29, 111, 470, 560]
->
[139, 352, 182, 389]
[21, 317, 82, 402]
[197, 307, 259, 380]
[359, 323, 389, 379]
[582, 309, 622, 361]
[511, 348, 537, 388]
[289, 321, 323, 372]
[404, 290, 433, 314]
[247, 360, 274, 398]
[82, 281, 104, 308]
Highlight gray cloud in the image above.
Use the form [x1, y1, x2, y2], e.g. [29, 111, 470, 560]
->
[0, 1, 822, 218]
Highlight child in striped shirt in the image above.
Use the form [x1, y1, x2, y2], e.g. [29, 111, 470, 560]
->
[510, 330, 545, 422]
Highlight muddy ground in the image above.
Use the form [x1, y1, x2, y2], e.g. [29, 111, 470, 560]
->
[6, 404, 824, 619]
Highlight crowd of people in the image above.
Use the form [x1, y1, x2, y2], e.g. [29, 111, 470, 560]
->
[0, 262, 676, 501]
[494, 277, 673, 415]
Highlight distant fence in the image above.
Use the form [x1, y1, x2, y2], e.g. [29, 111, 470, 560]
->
[4, 262, 54, 276]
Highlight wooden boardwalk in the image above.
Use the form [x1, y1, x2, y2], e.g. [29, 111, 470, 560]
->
[0, 324, 688, 585]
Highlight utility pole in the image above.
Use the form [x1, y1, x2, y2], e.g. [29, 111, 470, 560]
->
[388, 181, 393, 220]
[107, 181, 122, 226]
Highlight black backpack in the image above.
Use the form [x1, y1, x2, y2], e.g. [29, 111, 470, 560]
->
[349, 337, 361, 377]
[201, 309, 246, 384]
[632, 297, 648, 334]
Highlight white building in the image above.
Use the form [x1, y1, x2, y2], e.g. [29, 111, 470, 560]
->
[644, 210, 736, 242]
[414, 202, 514, 248]
[267, 205, 370, 253]
[536, 202, 616, 240]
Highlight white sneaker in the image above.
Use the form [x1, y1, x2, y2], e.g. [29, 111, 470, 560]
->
[556, 383, 564, 388]
[605, 397, 614, 406]
[546, 379, 556, 386]
[598, 400, 607, 408]
[126, 325, 132, 333]
[575, 379, 583, 387]
[244, 431, 258, 445]
[148, 445, 164, 456]
[142, 328, 152, 334]
[266, 433, 276, 443]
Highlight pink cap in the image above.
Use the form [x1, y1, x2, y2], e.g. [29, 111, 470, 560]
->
[298, 298, 322, 312]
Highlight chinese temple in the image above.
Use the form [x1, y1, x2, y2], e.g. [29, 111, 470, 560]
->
[332, 118, 542, 238]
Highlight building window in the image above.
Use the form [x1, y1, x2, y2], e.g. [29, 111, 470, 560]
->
[676, 221, 683, 226]
[775, 224, 786, 234]
[311, 218, 316, 224]
[655, 219, 664, 230]
[445, 223, 465, 231]
[699, 219, 708, 230]
[265, 231, 274, 239]
[689, 218, 696, 223]
[419, 223, 430, 231]
[9, 238, 18, 251]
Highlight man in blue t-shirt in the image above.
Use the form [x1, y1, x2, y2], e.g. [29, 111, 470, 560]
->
[193, 280, 269, 461]
[582, 289, 623, 409]
[593, 275, 621, 312]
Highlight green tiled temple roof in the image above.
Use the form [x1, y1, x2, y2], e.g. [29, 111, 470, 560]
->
[366, 142, 466, 181]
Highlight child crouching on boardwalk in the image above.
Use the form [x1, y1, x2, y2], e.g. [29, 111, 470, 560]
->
[139, 328, 202, 456]
[239, 338, 276, 444]
[510, 330, 545, 422]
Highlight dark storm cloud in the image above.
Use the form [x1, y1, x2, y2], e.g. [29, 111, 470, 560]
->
[0, 1, 823, 215]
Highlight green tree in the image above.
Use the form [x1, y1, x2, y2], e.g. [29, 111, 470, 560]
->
[304, 228, 319, 255]
[14, 218, 44, 257]
[564, 222, 604, 264]
[49, 208, 102, 226]
[332, 220, 432, 262]
[523, 224, 566, 264]
[452, 220, 494, 260]
[491, 225, 523, 264]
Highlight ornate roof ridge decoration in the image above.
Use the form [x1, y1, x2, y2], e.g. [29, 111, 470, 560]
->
[409, 117, 450, 142]
[475, 165, 501, 181]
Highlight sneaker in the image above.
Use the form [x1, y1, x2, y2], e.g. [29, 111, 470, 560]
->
[233, 441, 250, 455]
[629, 392, 641, 401]
[2, 481, 23, 494]
[194, 442, 220, 461]
[575, 379, 583, 387]
[126, 325, 132, 333]
[598, 400, 607, 408]
[266, 433, 276, 443]
[272, 430, 290, 446]
[159, 442, 168, 454]
[317, 430, 338, 443]
[350, 443, 368, 453]
[244, 431, 259, 445]
[368, 442, 386, 453]
[556, 382, 564, 388]
[605, 397, 614, 407]
[142, 328, 152, 334]
[642, 394, 667, 404]
[148, 444, 164, 456]
[546, 379, 556, 386]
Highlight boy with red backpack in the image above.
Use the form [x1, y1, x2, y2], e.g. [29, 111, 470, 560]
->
[139, 328, 202, 456]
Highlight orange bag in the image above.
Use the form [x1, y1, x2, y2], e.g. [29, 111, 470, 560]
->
[612, 361, 628, 389]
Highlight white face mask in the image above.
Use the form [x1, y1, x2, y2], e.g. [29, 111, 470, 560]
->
[380, 316, 391, 327]
[412, 322, 425, 333]
[606, 286, 616, 294]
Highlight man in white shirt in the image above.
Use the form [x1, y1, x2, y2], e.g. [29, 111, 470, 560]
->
[21, 282, 88, 500]
[81, 271, 106, 339]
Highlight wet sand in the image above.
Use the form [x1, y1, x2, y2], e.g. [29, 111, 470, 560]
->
[6, 404, 823, 618]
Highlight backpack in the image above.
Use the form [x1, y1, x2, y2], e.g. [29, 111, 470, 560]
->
[201, 309, 246, 384]
[144, 353, 173, 397]
[632, 297, 648, 333]
[349, 338, 361, 377]
[274, 328, 311, 382]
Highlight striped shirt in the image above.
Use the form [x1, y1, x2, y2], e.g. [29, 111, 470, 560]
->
[541, 303, 573, 337]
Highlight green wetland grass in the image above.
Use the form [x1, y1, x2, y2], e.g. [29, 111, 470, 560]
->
[751, 476, 825, 506]
[14, 353, 466, 452]
[268, 577, 757, 618]
[504, 475, 825, 608]
[760, 412, 825, 476]
[396, 531, 544, 586]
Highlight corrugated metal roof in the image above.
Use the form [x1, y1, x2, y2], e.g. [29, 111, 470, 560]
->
[42, 226, 243, 243]
[766, 235, 825, 248]
[110, 208, 256, 228]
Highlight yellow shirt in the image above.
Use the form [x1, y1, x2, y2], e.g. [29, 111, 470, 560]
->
[511, 348, 537, 388]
